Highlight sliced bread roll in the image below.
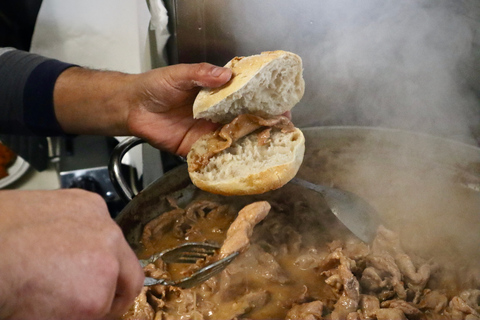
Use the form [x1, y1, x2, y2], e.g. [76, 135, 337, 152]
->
[188, 50, 305, 196]
[188, 127, 305, 196]
[193, 50, 305, 123]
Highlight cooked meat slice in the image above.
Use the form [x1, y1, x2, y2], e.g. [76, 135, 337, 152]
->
[342, 238, 370, 261]
[219, 201, 271, 258]
[459, 289, 480, 313]
[294, 248, 329, 270]
[257, 127, 273, 145]
[346, 312, 361, 320]
[251, 245, 290, 284]
[122, 287, 155, 320]
[322, 248, 360, 319]
[330, 295, 359, 320]
[367, 255, 406, 300]
[359, 295, 380, 319]
[381, 299, 424, 320]
[322, 248, 360, 301]
[217, 244, 290, 301]
[417, 290, 449, 314]
[217, 268, 248, 301]
[395, 253, 430, 292]
[188, 114, 294, 171]
[143, 261, 169, 280]
[371, 225, 404, 256]
[360, 267, 391, 293]
[184, 200, 228, 220]
[223, 289, 271, 319]
[375, 308, 407, 320]
[285, 301, 324, 320]
[142, 208, 185, 249]
[449, 296, 480, 318]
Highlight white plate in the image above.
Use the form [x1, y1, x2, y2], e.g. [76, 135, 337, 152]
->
[0, 157, 30, 189]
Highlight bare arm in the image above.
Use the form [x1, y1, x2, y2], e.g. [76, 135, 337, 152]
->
[54, 63, 232, 155]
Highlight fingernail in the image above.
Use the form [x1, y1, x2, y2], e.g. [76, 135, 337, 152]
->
[211, 67, 227, 77]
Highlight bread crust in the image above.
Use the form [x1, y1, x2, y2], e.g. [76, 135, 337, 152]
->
[188, 128, 305, 196]
[193, 50, 304, 123]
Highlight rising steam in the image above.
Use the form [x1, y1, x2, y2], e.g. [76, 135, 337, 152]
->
[294, 0, 480, 145]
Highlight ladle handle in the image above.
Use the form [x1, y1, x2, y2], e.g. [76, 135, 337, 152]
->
[108, 136, 144, 202]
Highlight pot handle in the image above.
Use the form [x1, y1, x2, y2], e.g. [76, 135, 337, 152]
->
[109, 136, 145, 202]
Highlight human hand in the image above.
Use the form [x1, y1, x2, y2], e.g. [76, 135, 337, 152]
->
[0, 189, 144, 320]
[126, 63, 232, 156]
[54, 63, 232, 156]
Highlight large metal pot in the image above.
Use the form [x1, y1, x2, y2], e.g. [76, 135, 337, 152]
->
[110, 126, 480, 263]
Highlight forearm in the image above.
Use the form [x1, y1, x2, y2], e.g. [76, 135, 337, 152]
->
[53, 67, 137, 136]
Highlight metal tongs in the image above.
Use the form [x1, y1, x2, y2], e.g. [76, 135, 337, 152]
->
[140, 242, 239, 289]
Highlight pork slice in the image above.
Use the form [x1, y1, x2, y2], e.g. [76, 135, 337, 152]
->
[184, 200, 229, 220]
[360, 267, 391, 293]
[346, 312, 361, 320]
[322, 249, 361, 319]
[219, 201, 271, 258]
[371, 225, 404, 256]
[188, 114, 294, 172]
[285, 301, 324, 320]
[381, 299, 425, 320]
[375, 308, 407, 320]
[395, 253, 431, 292]
[459, 289, 480, 313]
[322, 249, 360, 302]
[417, 290, 449, 314]
[342, 238, 370, 261]
[143, 261, 169, 280]
[122, 287, 155, 320]
[226, 289, 271, 319]
[449, 296, 480, 318]
[142, 208, 185, 250]
[330, 295, 359, 320]
[359, 295, 380, 320]
[367, 255, 406, 300]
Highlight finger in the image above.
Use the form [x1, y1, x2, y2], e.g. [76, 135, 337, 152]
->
[176, 119, 221, 156]
[108, 239, 145, 317]
[165, 63, 232, 90]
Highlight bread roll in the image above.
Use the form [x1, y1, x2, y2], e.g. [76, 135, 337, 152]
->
[188, 50, 305, 196]
[188, 128, 305, 196]
[193, 50, 305, 124]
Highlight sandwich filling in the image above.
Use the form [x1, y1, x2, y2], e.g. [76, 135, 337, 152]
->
[188, 114, 295, 172]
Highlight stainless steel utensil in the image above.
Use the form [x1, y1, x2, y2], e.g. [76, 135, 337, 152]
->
[291, 177, 382, 243]
[140, 242, 239, 289]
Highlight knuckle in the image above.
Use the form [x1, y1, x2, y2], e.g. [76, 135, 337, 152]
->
[78, 255, 119, 317]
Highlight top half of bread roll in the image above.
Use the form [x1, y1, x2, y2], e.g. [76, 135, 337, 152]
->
[193, 50, 305, 123]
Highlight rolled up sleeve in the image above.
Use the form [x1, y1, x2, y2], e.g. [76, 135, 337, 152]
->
[0, 48, 76, 135]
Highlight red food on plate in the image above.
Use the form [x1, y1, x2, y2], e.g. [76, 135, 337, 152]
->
[0, 143, 17, 179]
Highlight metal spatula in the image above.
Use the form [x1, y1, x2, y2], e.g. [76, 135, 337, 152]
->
[291, 177, 382, 243]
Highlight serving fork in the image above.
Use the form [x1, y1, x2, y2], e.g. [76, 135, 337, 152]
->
[140, 242, 239, 289]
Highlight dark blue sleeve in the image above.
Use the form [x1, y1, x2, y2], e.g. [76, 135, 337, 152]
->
[0, 48, 76, 136]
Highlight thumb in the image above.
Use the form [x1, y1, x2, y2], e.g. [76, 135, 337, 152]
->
[165, 63, 232, 90]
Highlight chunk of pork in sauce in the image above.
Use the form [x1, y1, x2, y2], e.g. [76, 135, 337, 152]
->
[123, 198, 479, 320]
[219, 201, 271, 258]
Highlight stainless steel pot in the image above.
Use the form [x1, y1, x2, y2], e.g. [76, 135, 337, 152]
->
[110, 127, 480, 262]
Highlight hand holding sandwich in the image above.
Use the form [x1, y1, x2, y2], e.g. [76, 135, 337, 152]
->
[53, 63, 232, 156]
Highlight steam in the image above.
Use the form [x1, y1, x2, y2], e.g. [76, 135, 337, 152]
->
[281, 0, 480, 264]
[294, 0, 480, 145]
